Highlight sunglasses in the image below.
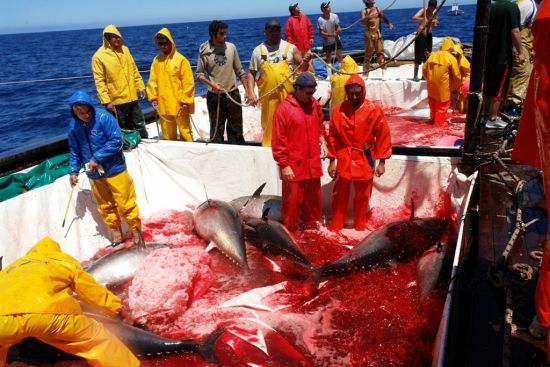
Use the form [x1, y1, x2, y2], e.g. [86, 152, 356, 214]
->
[157, 41, 169, 46]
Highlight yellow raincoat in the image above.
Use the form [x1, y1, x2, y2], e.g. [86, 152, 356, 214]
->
[329, 55, 360, 112]
[92, 25, 145, 106]
[0, 237, 139, 367]
[147, 28, 195, 141]
[454, 43, 471, 112]
[257, 42, 294, 147]
[422, 37, 461, 103]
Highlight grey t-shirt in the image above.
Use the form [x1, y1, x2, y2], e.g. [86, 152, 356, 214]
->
[317, 13, 340, 46]
[196, 41, 245, 92]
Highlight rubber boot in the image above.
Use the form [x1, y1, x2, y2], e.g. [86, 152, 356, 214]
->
[132, 227, 145, 249]
[413, 65, 420, 82]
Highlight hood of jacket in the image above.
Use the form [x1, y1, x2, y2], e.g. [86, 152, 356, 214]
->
[344, 73, 366, 102]
[440, 37, 455, 52]
[25, 236, 62, 256]
[340, 55, 359, 74]
[69, 90, 96, 121]
[155, 27, 176, 57]
[102, 24, 123, 49]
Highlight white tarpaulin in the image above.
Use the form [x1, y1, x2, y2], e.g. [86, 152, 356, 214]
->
[0, 141, 470, 267]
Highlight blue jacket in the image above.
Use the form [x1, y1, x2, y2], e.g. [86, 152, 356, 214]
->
[67, 90, 126, 179]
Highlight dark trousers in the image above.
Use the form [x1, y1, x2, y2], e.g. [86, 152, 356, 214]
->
[206, 90, 244, 145]
[414, 32, 433, 65]
[115, 100, 148, 139]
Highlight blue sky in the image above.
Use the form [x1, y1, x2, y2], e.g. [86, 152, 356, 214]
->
[1, 0, 477, 34]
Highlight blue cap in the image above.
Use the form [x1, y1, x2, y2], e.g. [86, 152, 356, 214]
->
[293, 72, 317, 88]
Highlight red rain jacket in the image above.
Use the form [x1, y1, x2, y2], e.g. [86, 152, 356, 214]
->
[512, 0, 550, 341]
[328, 74, 392, 180]
[285, 13, 314, 51]
[272, 94, 324, 181]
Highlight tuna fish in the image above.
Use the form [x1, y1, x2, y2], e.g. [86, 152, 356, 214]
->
[245, 210, 313, 269]
[230, 182, 282, 222]
[7, 312, 223, 363]
[85, 243, 170, 286]
[318, 217, 449, 276]
[193, 199, 248, 269]
[416, 241, 452, 296]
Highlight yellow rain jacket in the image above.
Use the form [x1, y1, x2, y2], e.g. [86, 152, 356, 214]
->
[0, 237, 121, 316]
[257, 42, 294, 147]
[422, 37, 461, 103]
[147, 28, 195, 141]
[0, 238, 140, 367]
[92, 25, 145, 106]
[454, 43, 470, 112]
[329, 55, 360, 112]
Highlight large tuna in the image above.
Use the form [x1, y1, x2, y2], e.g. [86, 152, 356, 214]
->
[245, 212, 313, 269]
[230, 182, 282, 222]
[7, 312, 223, 363]
[85, 243, 169, 286]
[193, 199, 248, 269]
[319, 217, 449, 276]
[416, 240, 452, 296]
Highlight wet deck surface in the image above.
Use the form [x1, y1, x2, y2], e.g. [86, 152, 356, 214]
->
[454, 126, 548, 366]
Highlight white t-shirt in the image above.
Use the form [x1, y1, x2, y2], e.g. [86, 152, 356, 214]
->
[317, 13, 340, 46]
[249, 40, 296, 73]
[516, 0, 537, 28]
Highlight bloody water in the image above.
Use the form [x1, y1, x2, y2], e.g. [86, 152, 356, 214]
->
[10, 196, 454, 367]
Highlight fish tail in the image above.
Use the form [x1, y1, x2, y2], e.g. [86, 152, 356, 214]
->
[196, 327, 224, 363]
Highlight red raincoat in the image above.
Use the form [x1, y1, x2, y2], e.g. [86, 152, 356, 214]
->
[285, 13, 314, 51]
[511, 1, 550, 353]
[328, 74, 392, 180]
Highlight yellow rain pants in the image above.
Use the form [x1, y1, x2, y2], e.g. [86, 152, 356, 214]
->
[330, 55, 359, 112]
[159, 114, 193, 141]
[257, 43, 294, 147]
[90, 169, 141, 232]
[0, 314, 140, 367]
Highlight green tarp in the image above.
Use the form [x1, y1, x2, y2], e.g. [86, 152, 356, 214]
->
[0, 153, 70, 202]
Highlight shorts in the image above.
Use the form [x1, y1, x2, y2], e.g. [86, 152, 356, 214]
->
[323, 40, 343, 53]
[483, 63, 511, 99]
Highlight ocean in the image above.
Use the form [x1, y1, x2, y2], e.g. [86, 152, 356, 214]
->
[0, 4, 476, 156]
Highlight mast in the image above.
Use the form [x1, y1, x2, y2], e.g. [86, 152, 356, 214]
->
[460, 0, 491, 173]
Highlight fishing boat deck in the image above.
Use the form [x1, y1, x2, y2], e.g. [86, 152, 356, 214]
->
[447, 126, 548, 366]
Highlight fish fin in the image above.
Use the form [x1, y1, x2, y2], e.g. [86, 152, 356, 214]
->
[252, 182, 267, 197]
[196, 327, 225, 363]
[262, 208, 271, 220]
[409, 198, 415, 221]
[205, 242, 217, 252]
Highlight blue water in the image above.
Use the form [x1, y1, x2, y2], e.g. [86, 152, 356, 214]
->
[0, 4, 476, 156]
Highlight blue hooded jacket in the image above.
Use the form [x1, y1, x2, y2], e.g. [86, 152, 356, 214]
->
[67, 90, 126, 179]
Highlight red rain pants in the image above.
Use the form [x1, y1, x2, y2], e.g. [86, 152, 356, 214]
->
[281, 178, 321, 230]
[330, 177, 373, 231]
[428, 97, 451, 127]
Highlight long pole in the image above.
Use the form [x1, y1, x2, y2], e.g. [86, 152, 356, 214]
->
[460, 0, 492, 173]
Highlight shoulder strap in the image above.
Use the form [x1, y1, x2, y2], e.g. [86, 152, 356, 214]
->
[283, 42, 290, 61]
[260, 43, 268, 61]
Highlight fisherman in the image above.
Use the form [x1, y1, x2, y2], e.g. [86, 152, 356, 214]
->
[501, 0, 537, 120]
[68, 90, 144, 247]
[452, 43, 471, 113]
[360, 0, 395, 79]
[0, 236, 140, 367]
[246, 19, 306, 147]
[272, 72, 327, 231]
[329, 55, 360, 113]
[318, 2, 343, 71]
[412, 0, 439, 81]
[196, 20, 251, 144]
[483, 0, 524, 129]
[511, 0, 550, 351]
[147, 28, 195, 141]
[422, 37, 462, 126]
[285, 3, 314, 60]
[327, 74, 391, 231]
[92, 24, 148, 139]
